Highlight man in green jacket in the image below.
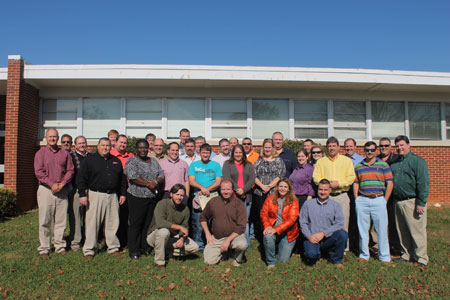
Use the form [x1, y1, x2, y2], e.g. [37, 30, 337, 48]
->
[146, 184, 199, 267]
[391, 135, 429, 267]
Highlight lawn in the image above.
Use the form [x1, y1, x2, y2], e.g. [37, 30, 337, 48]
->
[0, 208, 449, 299]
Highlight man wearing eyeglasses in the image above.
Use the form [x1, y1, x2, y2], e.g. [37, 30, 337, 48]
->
[377, 137, 401, 256]
[61, 134, 73, 153]
[390, 135, 429, 267]
[242, 137, 259, 165]
[353, 141, 393, 264]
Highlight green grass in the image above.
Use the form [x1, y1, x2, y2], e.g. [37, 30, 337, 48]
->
[1, 209, 449, 299]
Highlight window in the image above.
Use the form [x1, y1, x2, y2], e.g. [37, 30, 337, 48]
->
[445, 102, 450, 139]
[83, 99, 121, 139]
[294, 100, 328, 139]
[372, 101, 405, 139]
[409, 102, 440, 140]
[212, 99, 247, 138]
[334, 101, 366, 139]
[42, 99, 78, 138]
[126, 99, 162, 137]
[252, 99, 289, 139]
[167, 99, 205, 138]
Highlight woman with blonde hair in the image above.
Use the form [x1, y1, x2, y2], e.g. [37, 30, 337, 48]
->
[260, 178, 299, 267]
[252, 138, 286, 245]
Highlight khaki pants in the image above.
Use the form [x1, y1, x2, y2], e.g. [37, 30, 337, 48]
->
[83, 190, 120, 256]
[68, 189, 85, 250]
[147, 228, 199, 266]
[395, 198, 428, 265]
[330, 193, 350, 250]
[37, 185, 69, 254]
[203, 234, 248, 265]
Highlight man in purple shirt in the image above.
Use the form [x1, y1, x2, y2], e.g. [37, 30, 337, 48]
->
[159, 142, 190, 201]
[34, 128, 74, 257]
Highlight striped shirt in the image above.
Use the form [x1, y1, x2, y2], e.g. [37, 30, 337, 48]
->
[354, 158, 393, 197]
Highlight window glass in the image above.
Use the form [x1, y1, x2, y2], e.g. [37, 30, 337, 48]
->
[252, 99, 289, 139]
[42, 99, 77, 122]
[83, 99, 121, 138]
[409, 102, 440, 140]
[446, 103, 450, 124]
[295, 128, 328, 139]
[126, 99, 162, 123]
[372, 101, 405, 139]
[212, 127, 247, 139]
[212, 99, 247, 125]
[334, 101, 366, 126]
[167, 99, 205, 138]
[294, 100, 327, 125]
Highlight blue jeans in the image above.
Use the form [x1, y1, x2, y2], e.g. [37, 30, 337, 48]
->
[303, 230, 348, 264]
[355, 196, 390, 262]
[244, 201, 252, 246]
[191, 209, 204, 251]
[263, 233, 296, 266]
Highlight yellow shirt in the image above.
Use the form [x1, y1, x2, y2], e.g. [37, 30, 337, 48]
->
[313, 154, 356, 193]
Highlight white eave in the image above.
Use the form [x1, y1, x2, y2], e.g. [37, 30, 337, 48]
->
[20, 64, 450, 93]
[0, 68, 8, 95]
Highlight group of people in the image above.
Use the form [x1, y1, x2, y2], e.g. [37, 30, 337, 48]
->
[34, 127, 429, 269]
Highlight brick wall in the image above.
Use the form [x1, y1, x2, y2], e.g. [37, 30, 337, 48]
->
[5, 58, 40, 211]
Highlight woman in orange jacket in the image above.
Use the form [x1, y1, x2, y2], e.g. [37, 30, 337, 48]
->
[260, 178, 299, 268]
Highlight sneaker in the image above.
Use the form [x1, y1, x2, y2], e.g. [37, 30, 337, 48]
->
[172, 248, 184, 257]
[232, 259, 242, 267]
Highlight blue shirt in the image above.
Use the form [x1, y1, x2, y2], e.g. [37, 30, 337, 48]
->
[278, 147, 296, 177]
[188, 160, 223, 194]
[299, 198, 344, 238]
[348, 152, 364, 167]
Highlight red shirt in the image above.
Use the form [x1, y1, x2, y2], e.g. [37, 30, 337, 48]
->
[34, 146, 75, 187]
[110, 148, 134, 168]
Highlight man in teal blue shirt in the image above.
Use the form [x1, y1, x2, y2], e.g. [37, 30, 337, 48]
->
[188, 143, 222, 250]
[391, 135, 429, 267]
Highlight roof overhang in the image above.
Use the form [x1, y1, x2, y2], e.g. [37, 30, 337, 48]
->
[20, 64, 450, 94]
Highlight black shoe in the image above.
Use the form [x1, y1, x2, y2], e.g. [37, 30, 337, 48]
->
[393, 257, 408, 264]
[130, 255, 140, 260]
[141, 249, 152, 257]
[418, 262, 427, 268]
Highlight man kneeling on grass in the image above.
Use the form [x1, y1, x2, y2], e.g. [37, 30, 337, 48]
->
[299, 179, 348, 269]
[146, 184, 199, 267]
[200, 179, 248, 267]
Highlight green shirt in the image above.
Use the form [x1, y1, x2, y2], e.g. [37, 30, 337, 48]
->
[148, 198, 190, 235]
[390, 152, 429, 206]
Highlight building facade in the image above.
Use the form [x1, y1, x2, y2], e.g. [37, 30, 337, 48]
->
[1, 55, 449, 210]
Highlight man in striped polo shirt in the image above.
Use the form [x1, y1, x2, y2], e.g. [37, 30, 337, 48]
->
[353, 141, 393, 263]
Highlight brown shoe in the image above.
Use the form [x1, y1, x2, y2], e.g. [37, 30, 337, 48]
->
[335, 264, 345, 270]
[357, 258, 368, 262]
[39, 253, 49, 258]
[58, 250, 68, 255]
[381, 261, 391, 266]
[110, 251, 121, 257]
[154, 264, 166, 269]
[85, 254, 94, 260]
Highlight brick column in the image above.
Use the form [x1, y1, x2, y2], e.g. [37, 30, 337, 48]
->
[5, 55, 40, 211]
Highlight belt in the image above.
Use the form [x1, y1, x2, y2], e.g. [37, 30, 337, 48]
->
[359, 193, 384, 199]
[330, 192, 345, 197]
[90, 189, 116, 194]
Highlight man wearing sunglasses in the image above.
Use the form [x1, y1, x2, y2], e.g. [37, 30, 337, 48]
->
[353, 141, 393, 264]
[377, 137, 399, 166]
[61, 134, 73, 152]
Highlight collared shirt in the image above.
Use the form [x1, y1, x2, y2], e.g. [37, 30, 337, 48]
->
[212, 152, 231, 168]
[278, 147, 296, 177]
[180, 153, 200, 167]
[71, 151, 89, 187]
[289, 163, 315, 196]
[299, 198, 344, 238]
[77, 152, 127, 197]
[377, 152, 400, 166]
[390, 152, 429, 206]
[199, 195, 247, 239]
[347, 152, 364, 167]
[148, 198, 190, 235]
[149, 152, 167, 162]
[110, 148, 134, 168]
[124, 156, 164, 198]
[34, 146, 75, 188]
[355, 158, 393, 197]
[159, 157, 189, 192]
[246, 151, 260, 164]
[313, 154, 356, 193]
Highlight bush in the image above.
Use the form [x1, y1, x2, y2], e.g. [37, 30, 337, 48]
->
[126, 136, 168, 155]
[0, 188, 17, 220]
[283, 139, 304, 155]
